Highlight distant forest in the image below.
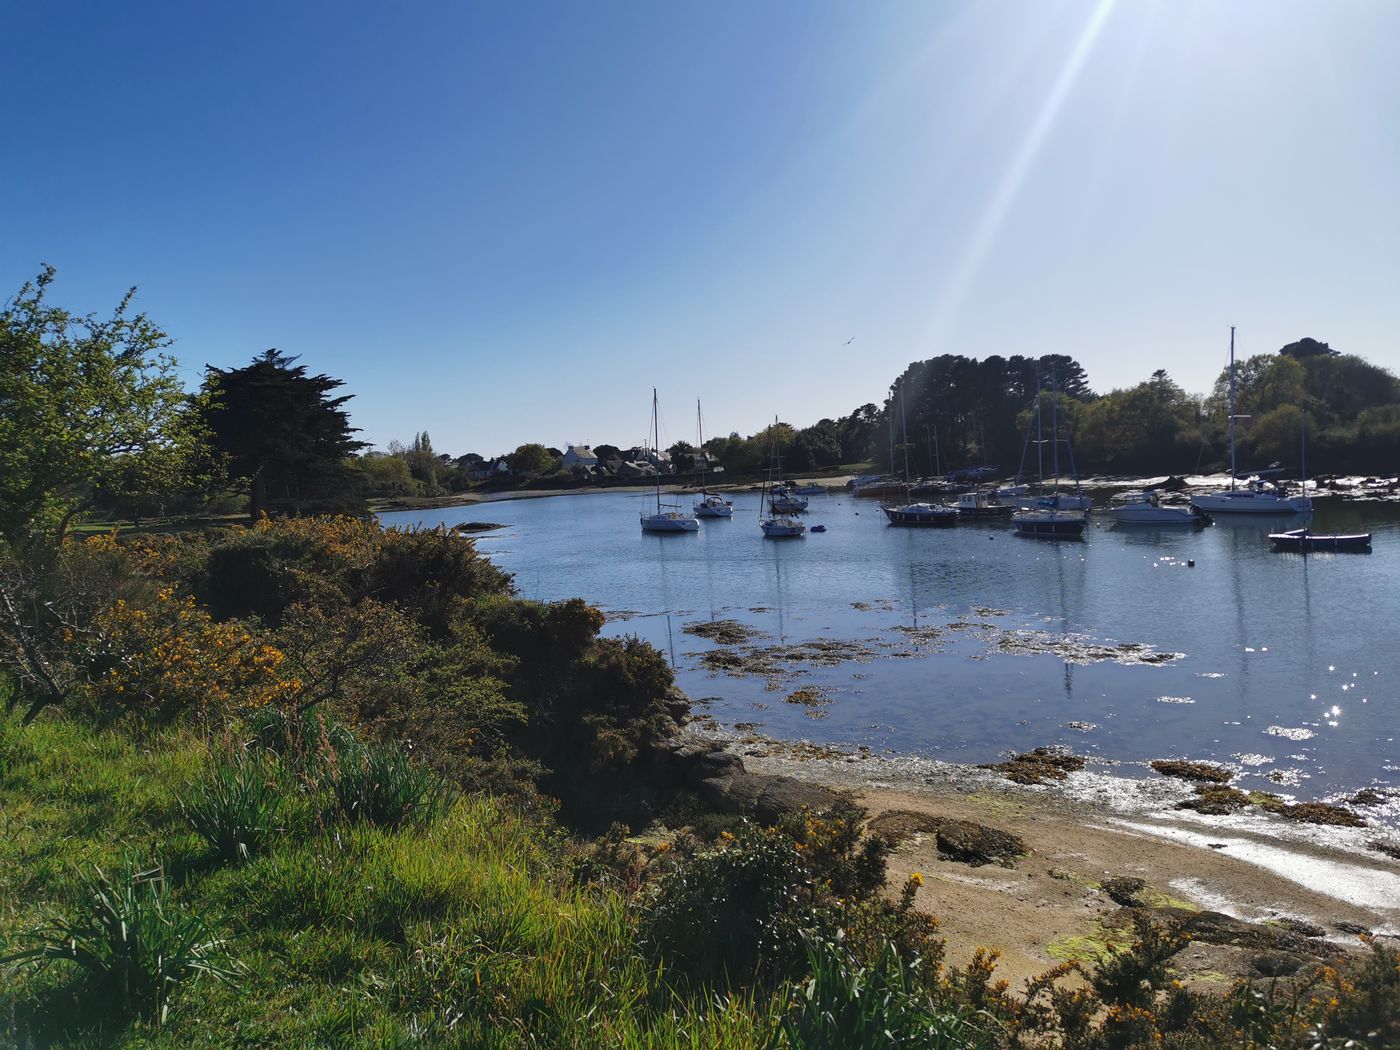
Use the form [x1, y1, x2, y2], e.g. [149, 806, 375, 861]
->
[703, 337, 1400, 481]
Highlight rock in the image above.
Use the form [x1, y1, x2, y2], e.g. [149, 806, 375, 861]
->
[1252, 952, 1305, 977]
[1167, 910, 1340, 957]
[1101, 876, 1147, 907]
[1151, 759, 1234, 784]
[1276, 801, 1365, 828]
[1368, 839, 1400, 861]
[1334, 921, 1371, 936]
[978, 747, 1086, 785]
[696, 770, 843, 823]
[867, 809, 1028, 868]
[1275, 917, 1326, 938]
[452, 521, 505, 533]
[1176, 784, 1251, 815]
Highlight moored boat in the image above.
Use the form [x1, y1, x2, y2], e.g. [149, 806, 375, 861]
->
[759, 416, 806, 538]
[1110, 491, 1208, 526]
[691, 400, 733, 518]
[640, 390, 699, 533]
[1012, 507, 1087, 538]
[953, 489, 1014, 518]
[1268, 528, 1371, 552]
[1192, 327, 1312, 515]
[882, 502, 958, 526]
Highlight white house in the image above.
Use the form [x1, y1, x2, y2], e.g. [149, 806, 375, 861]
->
[561, 445, 599, 470]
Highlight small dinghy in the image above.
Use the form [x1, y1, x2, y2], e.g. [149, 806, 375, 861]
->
[1268, 528, 1371, 553]
[810, 524, 827, 533]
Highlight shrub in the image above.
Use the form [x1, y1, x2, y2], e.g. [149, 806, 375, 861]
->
[638, 825, 819, 988]
[183, 752, 285, 864]
[2, 859, 238, 1021]
[82, 587, 298, 721]
[329, 741, 447, 829]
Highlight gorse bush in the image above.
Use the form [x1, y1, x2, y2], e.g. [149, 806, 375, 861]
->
[329, 740, 447, 829]
[2, 858, 238, 1022]
[183, 752, 284, 864]
[639, 824, 819, 989]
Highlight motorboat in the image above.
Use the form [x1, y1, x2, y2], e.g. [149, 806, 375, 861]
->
[1192, 327, 1312, 515]
[791, 483, 825, 496]
[1110, 491, 1208, 525]
[640, 390, 699, 533]
[952, 489, 1013, 518]
[1268, 528, 1371, 553]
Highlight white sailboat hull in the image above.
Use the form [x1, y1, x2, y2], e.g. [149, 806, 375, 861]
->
[1111, 504, 1204, 525]
[641, 512, 699, 532]
[1190, 491, 1311, 514]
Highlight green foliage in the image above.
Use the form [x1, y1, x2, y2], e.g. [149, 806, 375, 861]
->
[504, 442, 556, 477]
[3, 858, 238, 1023]
[183, 752, 285, 864]
[639, 824, 818, 988]
[328, 739, 448, 829]
[201, 349, 367, 520]
[782, 933, 994, 1049]
[0, 267, 209, 551]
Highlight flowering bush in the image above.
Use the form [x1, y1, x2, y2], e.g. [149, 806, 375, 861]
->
[83, 587, 298, 720]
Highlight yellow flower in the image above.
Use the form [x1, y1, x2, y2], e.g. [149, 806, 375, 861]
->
[908, 871, 924, 887]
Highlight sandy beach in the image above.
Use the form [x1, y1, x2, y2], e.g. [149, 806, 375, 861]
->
[731, 740, 1400, 988]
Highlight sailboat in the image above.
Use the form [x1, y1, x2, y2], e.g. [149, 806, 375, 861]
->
[766, 426, 809, 514]
[1191, 327, 1312, 515]
[691, 400, 733, 518]
[1013, 374, 1087, 538]
[759, 416, 806, 538]
[1026, 377, 1091, 511]
[639, 390, 700, 533]
[882, 388, 957, 526]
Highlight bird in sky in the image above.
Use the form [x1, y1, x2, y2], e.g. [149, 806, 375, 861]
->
[844, 336, 855, 345]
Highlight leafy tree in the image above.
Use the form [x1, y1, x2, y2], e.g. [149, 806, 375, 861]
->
[1279, 336, 1338, 359]
[593, 444, 621, 463]
[201, 350, 366, 520]
[504, 443, 555, 477]
[0, 267, 206, 549]
[354, 453, 415, 497]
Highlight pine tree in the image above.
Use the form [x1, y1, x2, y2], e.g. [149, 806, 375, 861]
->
[201, 350, 367, 519]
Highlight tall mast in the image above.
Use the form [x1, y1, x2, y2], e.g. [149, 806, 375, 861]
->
[696, 399, 705, 495]
[899, 388, 911, 484]
[653, 388, 661, 513]
[1228, 326, 1237, 490]
[1035, 374, 1044, 488]
[1050, 373, 1060, 494]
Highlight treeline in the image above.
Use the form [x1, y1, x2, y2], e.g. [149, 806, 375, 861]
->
[731, 339, 1399, 481]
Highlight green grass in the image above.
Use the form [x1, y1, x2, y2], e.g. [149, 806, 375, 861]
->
[0, 711, 782, 1048]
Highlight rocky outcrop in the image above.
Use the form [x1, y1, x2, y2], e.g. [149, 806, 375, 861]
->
[661, 731, 843, 823]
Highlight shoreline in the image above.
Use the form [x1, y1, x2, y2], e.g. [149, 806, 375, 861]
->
[373, 471, 1400, 516]
[700, 727, 1400, 985]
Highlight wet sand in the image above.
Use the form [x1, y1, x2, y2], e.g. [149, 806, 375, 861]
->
[732, 742, 1400, 987]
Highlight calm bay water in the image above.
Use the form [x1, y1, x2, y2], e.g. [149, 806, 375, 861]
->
[381, 491, 1400, 815]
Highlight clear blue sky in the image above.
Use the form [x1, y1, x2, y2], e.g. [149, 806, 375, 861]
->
[5, 1, 1398, 456]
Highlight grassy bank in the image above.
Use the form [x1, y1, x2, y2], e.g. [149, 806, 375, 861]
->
[0, 710, 785, 1048]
